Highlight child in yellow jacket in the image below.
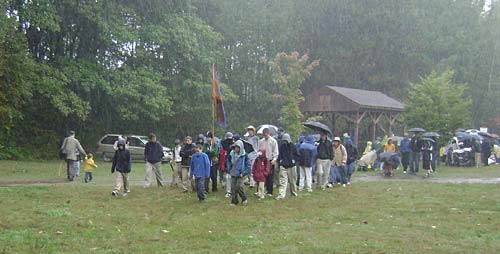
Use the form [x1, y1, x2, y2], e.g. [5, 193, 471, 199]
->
[84, 152, 98, 183]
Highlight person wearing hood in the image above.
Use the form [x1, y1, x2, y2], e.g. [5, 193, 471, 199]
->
[190, 144, 211, 203]
[361, 141, 373, 171]
[252, 147, 270, 199]
[344, 137, 358, 185]
[332, 137, 348, 187]
[316, 131, 333, 190]
[297, 135, 317, 192]
[180, 136, 195, 192]
[295, 135, 305, 186]
[277, 133, 299, 200]
[111, 140, 132, 196]
[400, 133, 411, 173]
[227, 140, 251, 205]
[220, 132, 234, 198]
[246, 125, 259, 188]
[144, 133, 165, 188]
[258, 128, 279, 196]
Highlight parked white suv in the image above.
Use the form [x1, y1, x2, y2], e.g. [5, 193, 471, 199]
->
[96, 134, 173, 163]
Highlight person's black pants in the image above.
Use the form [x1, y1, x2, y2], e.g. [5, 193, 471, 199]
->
[205, 164, 218, 192]
[482, 152, 490, 166]
[401, 152, 410, 171]
[265, 163, 275, 195]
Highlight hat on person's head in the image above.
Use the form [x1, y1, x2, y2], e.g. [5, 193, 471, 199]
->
[333, 137, 341, 142]
[277, 127, 284, 133]
[233, 134, 240, 141]
[225, 132, 233, 140]
[246, 125, 256, 131]
[283, 133, 292, 143]
[206, 132, 213, 138]
[343, 133, 350, 138]
[298, 135, 305, 143]
[69, 130, 75, 136]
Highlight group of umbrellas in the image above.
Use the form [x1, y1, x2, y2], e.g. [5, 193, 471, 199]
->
[408, 127, 499, 142]
[255, 123, 497, 146]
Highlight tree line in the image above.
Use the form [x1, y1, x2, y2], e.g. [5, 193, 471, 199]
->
[0, 0, 499, 159]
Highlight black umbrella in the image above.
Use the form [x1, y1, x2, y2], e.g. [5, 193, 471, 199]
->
[303, 121, 332, 135]
[379, 151, 399, 161]
[479, 132, 494, 138]
[421, 137, 436, 143]
[408, 127, 426, 133]
[423, 132, 440, 138]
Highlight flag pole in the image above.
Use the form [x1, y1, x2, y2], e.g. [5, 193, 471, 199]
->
[211, 64, 216, 146]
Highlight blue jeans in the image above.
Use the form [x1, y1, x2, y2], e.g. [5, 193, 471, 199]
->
[195, 177, 206, 201]
[336, 165, 348, 184]
[346, 162, 355, 182]
[84, 172, 92, 182]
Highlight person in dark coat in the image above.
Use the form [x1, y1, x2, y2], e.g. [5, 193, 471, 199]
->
[400, 133, 412, 173]
[180, 136, 195, 192]
[345, 137, 358, 184]
[481, 139, 492, 166]
[410, 134, 423, 174]
[277, 133, 299, 200]
[111, 140, 132, 196]
[220, 132, 234, 198]
[143, 133, 165, 188]
[422, 139, 433, 177]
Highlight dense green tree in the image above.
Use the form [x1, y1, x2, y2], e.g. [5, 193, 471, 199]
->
[269, 51, 319, 138]
[404, 70, 472, 136]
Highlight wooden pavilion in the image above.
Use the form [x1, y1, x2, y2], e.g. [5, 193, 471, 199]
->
[301, 86, 405, 145]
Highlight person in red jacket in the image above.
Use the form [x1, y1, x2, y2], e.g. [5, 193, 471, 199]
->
[252, 148, 270, 199]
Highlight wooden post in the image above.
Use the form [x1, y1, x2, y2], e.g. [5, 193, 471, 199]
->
[355, 111, 360, 145]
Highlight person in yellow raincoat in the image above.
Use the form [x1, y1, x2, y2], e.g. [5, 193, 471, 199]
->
[84, 152, 98, 183]
[362, 141, 373, 170]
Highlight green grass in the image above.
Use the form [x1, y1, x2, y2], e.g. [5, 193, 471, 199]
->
[1, 160, 500, 253]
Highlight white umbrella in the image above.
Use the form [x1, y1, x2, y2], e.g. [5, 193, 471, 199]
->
[257, 124, 278, 135]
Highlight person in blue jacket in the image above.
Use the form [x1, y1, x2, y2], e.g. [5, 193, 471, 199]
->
[190, 144, 211, 203]
[400, 133, 412, 174]
[297, 135, 317, 192]
[227, 140, 251, 205]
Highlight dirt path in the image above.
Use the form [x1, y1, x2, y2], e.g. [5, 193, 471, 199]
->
[353, 175, 500, 184]
[2, 174, 500, 187]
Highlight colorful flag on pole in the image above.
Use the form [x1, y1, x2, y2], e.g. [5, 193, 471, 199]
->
[212, 64, 227, 128]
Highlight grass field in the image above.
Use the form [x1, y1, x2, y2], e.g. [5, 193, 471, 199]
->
[1, 160, 500, 253]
